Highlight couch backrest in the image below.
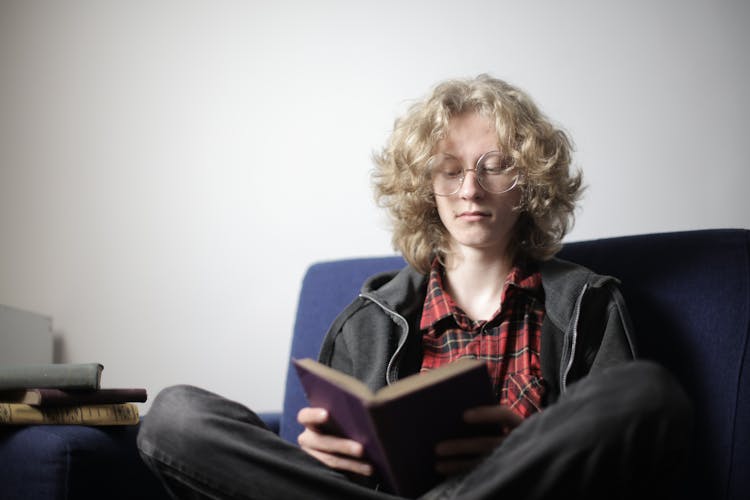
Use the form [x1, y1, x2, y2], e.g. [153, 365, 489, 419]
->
[281, 229, 749, 500]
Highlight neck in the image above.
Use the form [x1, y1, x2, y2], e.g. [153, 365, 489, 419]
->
[442, 247, 515, 321]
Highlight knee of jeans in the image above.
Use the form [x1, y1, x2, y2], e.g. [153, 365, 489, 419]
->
[615, 361, 694, 430]
[137, 384, 206, 456]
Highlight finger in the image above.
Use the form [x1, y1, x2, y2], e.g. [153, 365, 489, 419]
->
[298, 428, 365, 458]
[297, 407, 328, 426]
[305, 448, 374, 477]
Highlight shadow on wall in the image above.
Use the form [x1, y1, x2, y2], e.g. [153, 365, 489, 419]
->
[53, 334, 67, 363]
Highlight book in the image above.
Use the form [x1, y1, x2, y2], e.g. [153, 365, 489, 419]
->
[0, 388, 147, 407]
[0, 363, 103, 391]
[0, 402, 139, 426]
[293, 357, 498, 497]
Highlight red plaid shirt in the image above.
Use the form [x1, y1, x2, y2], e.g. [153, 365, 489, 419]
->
[420, 260, 546, 419]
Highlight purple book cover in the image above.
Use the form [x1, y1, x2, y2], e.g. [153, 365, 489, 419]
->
[293, 360, 397, 489]
[293, 358, 497, 497]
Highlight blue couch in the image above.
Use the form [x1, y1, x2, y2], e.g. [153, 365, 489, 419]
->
[1, 229, 748, 499]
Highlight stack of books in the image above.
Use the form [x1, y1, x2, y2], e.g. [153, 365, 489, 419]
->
[0, 363, 145, 426]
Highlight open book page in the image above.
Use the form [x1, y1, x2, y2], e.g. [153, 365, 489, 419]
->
[292, 358, 374, 401]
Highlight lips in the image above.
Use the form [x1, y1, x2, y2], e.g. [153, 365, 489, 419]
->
[457, 210, 491, 221]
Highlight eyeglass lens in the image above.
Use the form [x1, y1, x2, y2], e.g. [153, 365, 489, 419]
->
[429, 151, 517, 196]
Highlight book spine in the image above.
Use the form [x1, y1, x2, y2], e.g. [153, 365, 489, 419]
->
[33, 388, 148, 406]
[0, 363, 103, 390]
[0, 403, 139, 426]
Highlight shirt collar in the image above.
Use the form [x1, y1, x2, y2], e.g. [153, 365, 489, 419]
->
[419, 258, 543, 331]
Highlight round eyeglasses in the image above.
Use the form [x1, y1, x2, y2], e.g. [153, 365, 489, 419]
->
[427, 150, 519, 196]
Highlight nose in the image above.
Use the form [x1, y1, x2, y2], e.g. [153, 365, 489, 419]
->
[459, 169, 484, 199]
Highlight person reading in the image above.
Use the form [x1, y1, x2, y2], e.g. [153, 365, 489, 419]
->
[137, 75, 692, 500]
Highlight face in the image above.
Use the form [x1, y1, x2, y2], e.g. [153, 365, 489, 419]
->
[432, 112, 521, 260]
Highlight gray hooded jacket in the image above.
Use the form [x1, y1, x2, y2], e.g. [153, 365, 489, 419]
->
[318, 258, 637, 405]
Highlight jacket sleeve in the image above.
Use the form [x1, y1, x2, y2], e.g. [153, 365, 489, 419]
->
[592, 283, 638, 371]
[317, 302, 358, 374]
[566, 281, 638, 384]
[316, 298, 396, 392]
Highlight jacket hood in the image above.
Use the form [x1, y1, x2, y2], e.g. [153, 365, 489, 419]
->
[538, 258, 620, 332]
[359, 265, 428, 315]
[360, 257, 618, 331]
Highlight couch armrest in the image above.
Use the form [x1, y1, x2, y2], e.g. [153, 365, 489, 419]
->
[0, 424, 168, 500]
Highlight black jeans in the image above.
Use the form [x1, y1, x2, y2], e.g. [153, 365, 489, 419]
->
[137, 361, 692, 500]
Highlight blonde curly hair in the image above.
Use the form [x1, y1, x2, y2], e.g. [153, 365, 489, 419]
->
[372, 75, 583, 274]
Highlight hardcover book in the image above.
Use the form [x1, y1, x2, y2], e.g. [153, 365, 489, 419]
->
[0, 388, 147, 407]
[0, 363, 103, 391]
[293, 357, 498, 497]
[0, 402, 139, 426]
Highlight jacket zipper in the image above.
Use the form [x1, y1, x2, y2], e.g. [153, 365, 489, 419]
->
[560, 282, 588, 393]
[359, 293, 410, 386]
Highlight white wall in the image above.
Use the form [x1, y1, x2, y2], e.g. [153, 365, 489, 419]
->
[1, 0, 748, 412]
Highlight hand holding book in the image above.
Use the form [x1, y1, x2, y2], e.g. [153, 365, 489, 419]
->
[298, 403, 521, 482]
[434, 405, 522, 477]
[297, 407, 374, 478]
[293, 358, 510, 496]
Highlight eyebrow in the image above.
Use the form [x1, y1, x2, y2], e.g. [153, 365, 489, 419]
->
[434, 150, 503, 162]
